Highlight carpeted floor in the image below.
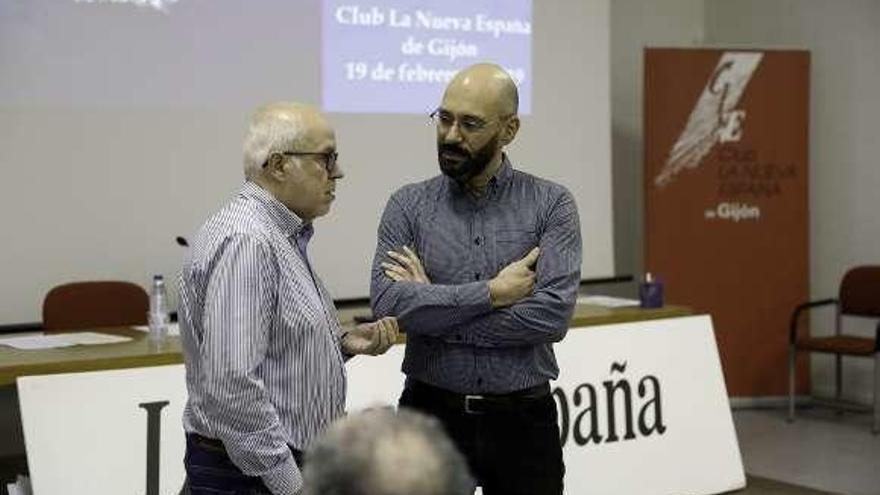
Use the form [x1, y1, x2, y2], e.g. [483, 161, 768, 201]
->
[735, 475, 839, 495]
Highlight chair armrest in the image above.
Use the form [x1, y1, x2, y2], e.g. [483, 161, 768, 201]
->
[874, 322, 880, 353]
[789, 298, 838, 344]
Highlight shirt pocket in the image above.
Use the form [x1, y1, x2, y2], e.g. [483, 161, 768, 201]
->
[494, 228, 539, 269]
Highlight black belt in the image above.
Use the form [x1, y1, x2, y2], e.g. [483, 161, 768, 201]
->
[407, 380, 550, 415]
[190, 433, 225, 451]
[188, 433, 305, 467]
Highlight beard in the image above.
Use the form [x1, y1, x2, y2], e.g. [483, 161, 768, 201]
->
[438, 133, 499, 184]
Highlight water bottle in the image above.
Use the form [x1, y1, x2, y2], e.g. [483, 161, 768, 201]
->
[148, 274, 169, 344]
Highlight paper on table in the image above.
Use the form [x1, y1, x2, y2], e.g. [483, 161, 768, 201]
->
[0, 332, 131, 350]
[577, 295, 641, 308]
[65, 332, 132, 345]
[131, 322, 181, 336]
[0, 335, 76, 350]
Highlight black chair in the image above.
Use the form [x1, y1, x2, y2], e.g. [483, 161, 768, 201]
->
[788, 266, 880, 433]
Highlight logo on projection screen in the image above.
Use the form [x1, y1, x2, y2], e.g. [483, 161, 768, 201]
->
[654, 52, 763, 187]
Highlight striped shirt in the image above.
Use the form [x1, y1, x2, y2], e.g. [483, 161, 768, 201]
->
[179, 181, 347, 495]
[370, 156, 582, 394]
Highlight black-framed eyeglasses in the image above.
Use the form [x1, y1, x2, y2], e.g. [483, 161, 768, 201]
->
[429, 108, 507, 136]
[279, 150, 339, 173]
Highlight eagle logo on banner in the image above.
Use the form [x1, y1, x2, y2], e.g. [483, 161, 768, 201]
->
[655, 52, 763, 187]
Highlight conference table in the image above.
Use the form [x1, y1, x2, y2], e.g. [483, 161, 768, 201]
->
[0, 302, 692, 387]
[3, 302, 753, 495]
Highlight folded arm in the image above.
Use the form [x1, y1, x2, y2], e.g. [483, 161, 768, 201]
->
[457, 192, 582, 347]
[370, 194, 493, 337]
[383, 192, 582, 347]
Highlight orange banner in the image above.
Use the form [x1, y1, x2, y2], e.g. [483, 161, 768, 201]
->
[644, 48, 810, 396]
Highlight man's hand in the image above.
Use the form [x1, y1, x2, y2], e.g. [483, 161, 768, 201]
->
[382, 246, 431, 283]
[488, 247, 539, 308]
[341, 317, 399, 356]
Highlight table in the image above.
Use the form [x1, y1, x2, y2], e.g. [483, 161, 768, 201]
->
[0, 304, 691, 387]
[11, 304, 749, 495]
[0, 328, 180, 387]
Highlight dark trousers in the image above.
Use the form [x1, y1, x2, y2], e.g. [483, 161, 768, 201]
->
[399, 382, 565, 495]
[183, 433, 303, 495]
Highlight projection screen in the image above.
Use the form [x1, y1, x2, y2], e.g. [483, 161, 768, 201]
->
[0, 0, 611, 323]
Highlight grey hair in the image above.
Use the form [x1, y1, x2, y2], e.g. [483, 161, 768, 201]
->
[242, 102, 308, 180]
[304, 407, 475, 495]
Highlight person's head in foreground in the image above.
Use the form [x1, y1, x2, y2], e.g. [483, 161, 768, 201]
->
[304, 407, 475, 495]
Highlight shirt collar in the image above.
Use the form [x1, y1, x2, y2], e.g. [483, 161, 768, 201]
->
[492, 154, 514, 191]
[239, 181, 310, 239]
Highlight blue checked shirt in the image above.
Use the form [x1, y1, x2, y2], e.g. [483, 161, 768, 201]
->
[179, 182, 347, 495]
[370, 157, 582, 394]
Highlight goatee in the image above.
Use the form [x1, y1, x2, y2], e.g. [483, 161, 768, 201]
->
[438, 135, 498, 184]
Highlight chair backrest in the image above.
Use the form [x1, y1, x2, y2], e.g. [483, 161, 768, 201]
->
[42, 281, 149, 331]
[839, 266, 880, 318]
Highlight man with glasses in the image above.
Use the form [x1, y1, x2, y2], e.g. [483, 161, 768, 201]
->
[179, 102, 399, 495]
[371, 64, 582, 494]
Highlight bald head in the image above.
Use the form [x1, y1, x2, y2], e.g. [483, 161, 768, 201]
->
[444, 63, 519, 118]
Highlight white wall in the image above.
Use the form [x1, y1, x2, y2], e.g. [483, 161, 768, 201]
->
[611, 1, 879, 404]
[703, 0, 880, 404]
[0, 1, 615, 324]
[610, 0, 704, 278]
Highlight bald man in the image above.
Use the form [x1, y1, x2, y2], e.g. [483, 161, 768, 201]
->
[179, 102, 398, 495]
[370, 64, 582, 494]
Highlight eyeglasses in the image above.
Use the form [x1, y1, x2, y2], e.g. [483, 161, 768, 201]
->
[279, 150, 339, 173]
[429, 109, 507, 136]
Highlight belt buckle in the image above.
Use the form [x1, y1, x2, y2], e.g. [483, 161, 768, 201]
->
[464, 394, 485, 415]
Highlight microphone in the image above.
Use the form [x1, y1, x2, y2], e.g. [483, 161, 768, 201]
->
[175, 236, 189, 247]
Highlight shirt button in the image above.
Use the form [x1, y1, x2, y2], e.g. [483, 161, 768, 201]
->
[474, 237, 481, 246]
[474, 272, 481, 280]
